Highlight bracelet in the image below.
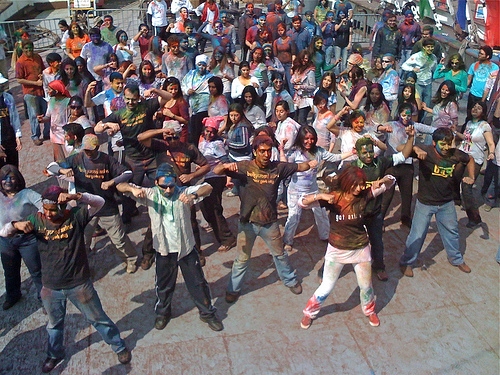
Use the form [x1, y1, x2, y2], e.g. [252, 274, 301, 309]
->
[191, 192, 199, 199]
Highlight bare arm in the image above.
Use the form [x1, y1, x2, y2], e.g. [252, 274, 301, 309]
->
[326, 106, 350, 136]
[136, 128, 166, 148]
[296, 159, 318, 172]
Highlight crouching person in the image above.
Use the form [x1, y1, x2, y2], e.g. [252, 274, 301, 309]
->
[4, 186, 131, 373]
[116, 163, 223, 332]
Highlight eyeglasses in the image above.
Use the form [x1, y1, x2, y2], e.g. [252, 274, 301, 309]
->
[158, 183, 176, 189]
[165, 135, 179, 141]
[70, 105, 82, 109]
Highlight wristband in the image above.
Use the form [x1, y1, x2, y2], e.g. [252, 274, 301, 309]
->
[192, 192, 199, 199]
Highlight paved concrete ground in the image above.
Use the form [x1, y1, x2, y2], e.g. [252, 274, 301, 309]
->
[0, 7, 499, 374]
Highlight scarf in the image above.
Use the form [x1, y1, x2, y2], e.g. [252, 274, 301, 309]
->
[201, 1, 219, 23]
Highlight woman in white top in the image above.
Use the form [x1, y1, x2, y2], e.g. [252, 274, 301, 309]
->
[455, 101, 495, 227]
[231, 61, 261, 101]
[113, 31, 137, 64]
[241, 85, 266, 129]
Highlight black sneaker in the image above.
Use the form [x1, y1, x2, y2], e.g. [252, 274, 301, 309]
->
[42, 357, 64, 373]
[200, 315, 224, 331]
[117, 348, 132, 364]
[154, 315, 171, 330]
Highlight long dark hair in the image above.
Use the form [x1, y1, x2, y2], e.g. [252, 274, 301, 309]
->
[138, 60, 155, 84]
[162, 76, 184, 99]
[74, 57, 95, 83]
[398, 83, 417, 107]
[59, 58, 82, 87]
[0, 165, 26, 196]
[69, 22, 85, 39]
[241, 85, 263, 111]
[432, 80, 457, 107]
[294, 125, 318, 155]
[227, 103, 253, 129]
[364, 83, 389, 112]
[292, 50, 314, 74]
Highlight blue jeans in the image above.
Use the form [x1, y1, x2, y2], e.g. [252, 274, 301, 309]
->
[24, 94, 48, 140]
[417, 83, 433, 122]
[325, 45, 334, 66]
[0, 233, 42, 301]
[41, 280, 126, 359]
[227, 221, 298, 293]
[334, 45, 348, 76]
[400, 200, 464, 267]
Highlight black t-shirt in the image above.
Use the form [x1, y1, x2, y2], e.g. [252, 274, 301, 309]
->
[414, 145, 470, 205]
[228, 160, 298, 225]
[103, 99, 160, 161]
[352, 156, 394, 216]
[29, 206, 91, 290]
[66, 152, 128, 216]
[322, 189, 372, 250]
[150, 139, 208, 186]
[334, 20, 352, 48]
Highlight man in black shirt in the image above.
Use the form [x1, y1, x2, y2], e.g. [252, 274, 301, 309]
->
[400, 128, 474, 277]
[214, 135, 316, 303]
[49, 134, 138, 273]
[7, 186, 131, 373]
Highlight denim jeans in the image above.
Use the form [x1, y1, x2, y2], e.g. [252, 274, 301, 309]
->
[283, 187, 329, 246]
[0, 233, 42, 302]
[325, 45, 334, 66]
[417, 83, 433, 122]
[400, 200, 464, 266]
[227, 221, 298, 293]
[303, 255, 375, 319]
[333, 45, 348, 76]
[24, 94, 48, 140]
[41, 280, 126, 359]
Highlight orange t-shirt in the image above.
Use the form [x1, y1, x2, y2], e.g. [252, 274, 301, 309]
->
[66, 34, 91, 58]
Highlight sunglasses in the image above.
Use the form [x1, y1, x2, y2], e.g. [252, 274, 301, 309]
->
[382, 60, 391, 63]
[70, 105, 82, 109]
[165, 135, 180, 141]
[158, 183, 176, 189]
[450, 62, 459, 65]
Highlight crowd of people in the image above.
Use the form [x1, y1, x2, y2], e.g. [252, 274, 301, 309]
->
[0, 0, 499, 372]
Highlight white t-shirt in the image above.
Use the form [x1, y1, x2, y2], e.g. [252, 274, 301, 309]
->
[148, 0, 169, 27]
[458, 120, 492, 165]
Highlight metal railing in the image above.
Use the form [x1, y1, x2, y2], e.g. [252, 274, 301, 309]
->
[2, 10, 381, 54]
[2, 18, 62, 53]
[351, 13, 382, 45]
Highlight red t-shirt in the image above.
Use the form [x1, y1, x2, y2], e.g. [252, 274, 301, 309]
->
[16, 53, 45, 96]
